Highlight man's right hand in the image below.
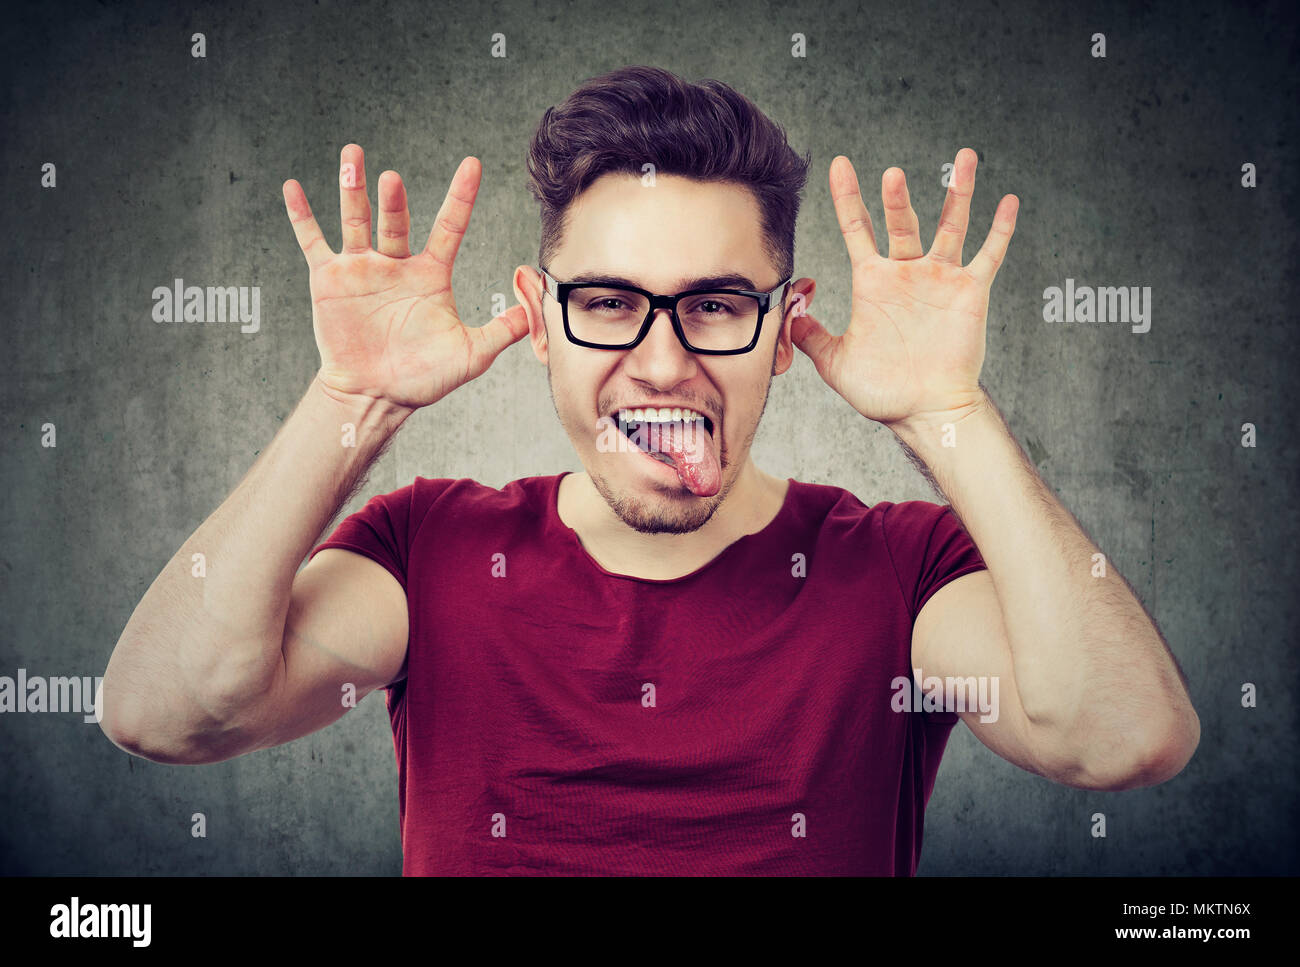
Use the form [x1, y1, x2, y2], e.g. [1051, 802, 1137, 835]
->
[282, 144, 529, 412]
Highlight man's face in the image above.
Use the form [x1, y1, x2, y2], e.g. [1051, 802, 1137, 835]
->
[518, 172, 798, 535]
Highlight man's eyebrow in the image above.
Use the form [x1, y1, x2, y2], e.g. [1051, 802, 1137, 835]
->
[569, 271, 760, 292]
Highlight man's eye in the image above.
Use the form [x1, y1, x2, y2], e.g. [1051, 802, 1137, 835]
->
[585, 298, 630, 311]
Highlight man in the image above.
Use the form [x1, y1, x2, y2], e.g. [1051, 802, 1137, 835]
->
[100, 65, 1199, 875]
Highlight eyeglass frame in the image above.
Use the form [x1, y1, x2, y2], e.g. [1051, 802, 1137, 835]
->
[538, 267, 793, 356]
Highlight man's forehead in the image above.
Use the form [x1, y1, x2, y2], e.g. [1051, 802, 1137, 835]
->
[564, 269, 762, 291]
[555, 173, 775, 289]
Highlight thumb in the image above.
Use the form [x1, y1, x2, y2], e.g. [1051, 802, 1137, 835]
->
[467, 302, 531, 377]
[790, 309, 837, 375]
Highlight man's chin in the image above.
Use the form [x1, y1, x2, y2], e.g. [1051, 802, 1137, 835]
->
[591, 460, 726, 535]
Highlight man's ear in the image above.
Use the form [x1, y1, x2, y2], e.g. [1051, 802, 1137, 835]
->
[513, 265, 549, 365]
[773, 278, 815, 376]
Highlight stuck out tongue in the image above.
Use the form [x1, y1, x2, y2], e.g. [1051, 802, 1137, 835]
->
[657, 420, 720, 497]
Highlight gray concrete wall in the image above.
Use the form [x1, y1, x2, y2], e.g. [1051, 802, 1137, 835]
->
[2, 0, 1296, 875]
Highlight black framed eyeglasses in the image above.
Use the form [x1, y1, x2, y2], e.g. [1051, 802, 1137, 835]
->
[538, 267, 792, 355]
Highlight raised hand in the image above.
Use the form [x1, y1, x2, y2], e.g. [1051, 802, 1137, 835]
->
[282, 144, 529, 412]
[791, 148, 1018, 431]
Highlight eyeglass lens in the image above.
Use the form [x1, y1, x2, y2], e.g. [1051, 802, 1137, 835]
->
[566, 286, 761, 351]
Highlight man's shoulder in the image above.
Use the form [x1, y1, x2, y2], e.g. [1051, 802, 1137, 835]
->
[787, 478, 955, 538]
[796, 476, 950, 512]
[377, 473, 558, 526]
[402, 473, 556, 500]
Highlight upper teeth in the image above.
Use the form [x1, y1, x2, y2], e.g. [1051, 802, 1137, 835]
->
[619, 407, 707, 424]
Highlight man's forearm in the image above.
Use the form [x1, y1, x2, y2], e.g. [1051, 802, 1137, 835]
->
[889, 388, 1198, 763]
[102, 375, 410, 738]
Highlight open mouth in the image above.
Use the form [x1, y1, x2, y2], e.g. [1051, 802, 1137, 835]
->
[614, 410, 714, 464]
[605, 407, 722, 497]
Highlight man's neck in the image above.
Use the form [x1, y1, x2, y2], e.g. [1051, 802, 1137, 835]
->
[557, 461, 789, 580]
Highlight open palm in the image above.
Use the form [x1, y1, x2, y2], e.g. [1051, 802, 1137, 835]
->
[792, 149, 1018, 430]
[283, 145, 528, 411]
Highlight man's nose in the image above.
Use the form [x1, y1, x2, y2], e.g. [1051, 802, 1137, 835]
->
[624, 307, 697, 380]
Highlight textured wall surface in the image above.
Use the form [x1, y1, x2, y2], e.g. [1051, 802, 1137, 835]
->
[2, 0, 1296, 876]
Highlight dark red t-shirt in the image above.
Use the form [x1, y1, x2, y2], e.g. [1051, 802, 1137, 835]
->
[310, 471, 986, 875]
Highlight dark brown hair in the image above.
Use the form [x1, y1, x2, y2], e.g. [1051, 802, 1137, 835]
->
[526, 65, 811, 295]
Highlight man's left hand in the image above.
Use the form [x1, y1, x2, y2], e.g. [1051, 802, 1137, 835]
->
[791, 148, 1019, 431]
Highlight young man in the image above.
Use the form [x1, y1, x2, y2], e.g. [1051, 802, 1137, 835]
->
[100, 66, 1200, 875]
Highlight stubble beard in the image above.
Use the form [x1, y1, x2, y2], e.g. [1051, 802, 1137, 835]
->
[547, 357, 776, 536]
[588, 442, 732, 534]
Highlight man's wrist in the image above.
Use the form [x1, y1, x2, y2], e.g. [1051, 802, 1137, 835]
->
[885, 390, 993, 452]
[308, 373, 414, 434]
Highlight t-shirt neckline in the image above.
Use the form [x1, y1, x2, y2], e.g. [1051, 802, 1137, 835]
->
[546, 470, 799, 585]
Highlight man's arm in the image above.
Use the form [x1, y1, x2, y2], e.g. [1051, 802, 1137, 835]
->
[784, 150, 1197, 789]
[903, 390, 1200, 790]
[99, 377, 411, 764]
[99, 144, 529, 764]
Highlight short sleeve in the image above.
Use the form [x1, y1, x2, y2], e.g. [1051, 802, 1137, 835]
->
[882, 500, 987, 621]
[308, 477, 452, 593]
